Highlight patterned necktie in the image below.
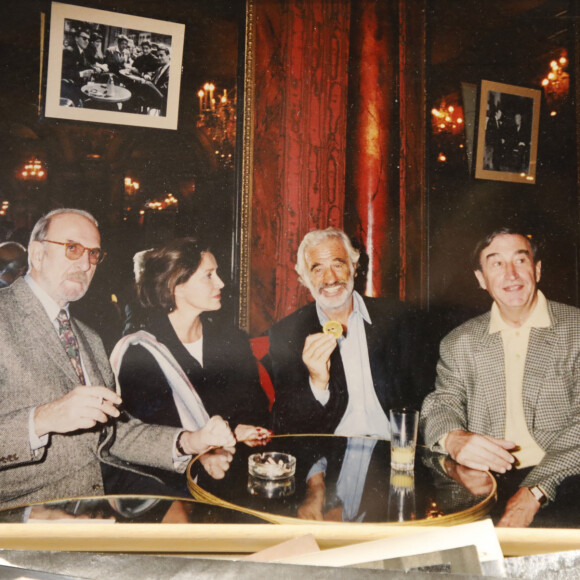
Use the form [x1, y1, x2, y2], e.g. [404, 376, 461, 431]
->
[56, 309, 86, 385]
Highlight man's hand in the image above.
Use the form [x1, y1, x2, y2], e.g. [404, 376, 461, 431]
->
[496, 487, 541, 527]
[297, 471, 326, 520]
[445, 429, 516, 473]
[198, 446, 236, 480]
[234, 424, 272, 447]
[443, 457, 495, 495]
[34, 386, 122, 437]
[302, 333, 337, 390]
[179, 415, 235, 456]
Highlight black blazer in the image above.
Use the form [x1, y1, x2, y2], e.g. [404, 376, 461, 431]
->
[104, 310, 270, 496]
[118, 311, 270, 430]
[268, 296, 430, 434]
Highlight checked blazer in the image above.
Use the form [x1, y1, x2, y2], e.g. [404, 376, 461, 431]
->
[0, 278, 181, 509]
[421, 299, 580, 501]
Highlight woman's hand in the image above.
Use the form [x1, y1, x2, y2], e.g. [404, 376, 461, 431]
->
[234, 424, 272, 447]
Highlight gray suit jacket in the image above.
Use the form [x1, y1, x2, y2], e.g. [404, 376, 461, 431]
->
[0, 278, 180, 508]
[421, 299, 580, 501]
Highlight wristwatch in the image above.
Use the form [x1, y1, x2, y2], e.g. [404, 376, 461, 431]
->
[528, 485, 547, 505]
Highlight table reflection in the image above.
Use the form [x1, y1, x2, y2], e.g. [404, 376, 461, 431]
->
[0, 496, 266, 525]
[187, 435, 496, 524]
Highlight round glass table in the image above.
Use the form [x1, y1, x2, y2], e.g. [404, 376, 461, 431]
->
[187, 435, 496, 525]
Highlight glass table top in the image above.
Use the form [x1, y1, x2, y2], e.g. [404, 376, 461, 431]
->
[187, 435, 496, 525]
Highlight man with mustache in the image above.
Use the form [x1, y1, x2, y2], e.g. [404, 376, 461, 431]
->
[268, 228, 425, 435]
[421, 228, 580, 527]
[0, 208, 234, 508]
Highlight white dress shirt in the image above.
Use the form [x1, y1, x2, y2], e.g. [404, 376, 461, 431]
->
[311, 291, 391, 439]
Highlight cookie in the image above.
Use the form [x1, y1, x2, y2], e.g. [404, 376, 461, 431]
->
[322, 320, 343, 338]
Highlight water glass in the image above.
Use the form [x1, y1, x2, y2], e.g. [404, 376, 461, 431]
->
[389, 408, 419, 471]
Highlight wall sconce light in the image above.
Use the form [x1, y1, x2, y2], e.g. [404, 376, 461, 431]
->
[431, 103, 464, 134]
[124, 177, 140, 195]
[542, 52, 569, 114]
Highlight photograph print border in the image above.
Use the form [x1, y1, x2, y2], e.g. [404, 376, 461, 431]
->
[44, 2, 185, 130]
[475, 79, 541, 184]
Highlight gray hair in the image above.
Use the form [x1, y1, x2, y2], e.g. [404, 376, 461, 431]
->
[28, 208, 99, 268]
[295, 227, 360, 286]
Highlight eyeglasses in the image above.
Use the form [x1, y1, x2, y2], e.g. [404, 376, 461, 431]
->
[42, 240, 106, 265]
[79, 35, 90, 41]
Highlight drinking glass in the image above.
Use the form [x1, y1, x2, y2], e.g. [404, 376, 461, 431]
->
[389, 408, 419, 471]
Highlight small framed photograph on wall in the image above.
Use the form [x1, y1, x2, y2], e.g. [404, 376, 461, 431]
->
[45, 2, 185, 130]
[475, 80, 541, 184]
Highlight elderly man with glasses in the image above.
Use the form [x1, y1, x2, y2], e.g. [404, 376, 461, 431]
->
[0, 208, 235, 508]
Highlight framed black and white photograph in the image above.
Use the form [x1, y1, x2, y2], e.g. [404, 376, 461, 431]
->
[45, 2, 185, 130]
[475, 80, 541, 184]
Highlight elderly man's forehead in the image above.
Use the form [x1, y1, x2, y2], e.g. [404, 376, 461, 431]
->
[306, 238, 350, 263]
[47, 213, 100, 239]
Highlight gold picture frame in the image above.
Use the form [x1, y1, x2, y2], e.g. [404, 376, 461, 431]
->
[475, 80, 541, 184]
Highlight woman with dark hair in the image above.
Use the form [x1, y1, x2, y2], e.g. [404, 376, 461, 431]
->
[105, 238, 270, 495]
[113, 238, 269, 438]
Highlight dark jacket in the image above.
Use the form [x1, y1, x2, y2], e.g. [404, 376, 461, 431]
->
[118, 311, 269, 430]
[269, 296, 431, 434]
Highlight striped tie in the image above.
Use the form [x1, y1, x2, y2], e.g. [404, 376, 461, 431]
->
[56, 309, 86, 385]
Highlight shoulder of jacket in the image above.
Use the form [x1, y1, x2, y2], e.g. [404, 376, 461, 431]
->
[546, 299, 580, 330]
[443, 311, 490, 344]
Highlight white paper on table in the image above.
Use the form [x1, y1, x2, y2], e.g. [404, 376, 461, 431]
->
[275, 519, 503, 567]
[243, 534, 320, 562]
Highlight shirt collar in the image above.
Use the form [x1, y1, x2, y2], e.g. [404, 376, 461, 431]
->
[315, 290, 372, 326]
[24, 273, 69, 322]
[489, 289, 551, 333]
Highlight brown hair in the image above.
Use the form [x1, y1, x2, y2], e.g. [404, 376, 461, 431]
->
[472, 227, 539, 271]
[138, 238, 209, 312]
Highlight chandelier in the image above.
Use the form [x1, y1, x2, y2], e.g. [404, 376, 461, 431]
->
[197, 83, 236, 169]
[145, 193, 178, 211]
[19, 158, 46, 180]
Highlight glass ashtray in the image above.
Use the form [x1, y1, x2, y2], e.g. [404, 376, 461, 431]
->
[248, 452, 296, 480]
[247, 475, 296, 498]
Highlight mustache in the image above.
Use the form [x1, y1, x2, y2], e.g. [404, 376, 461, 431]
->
[318, 281, 348, 293]
[66, 271, 89, 284]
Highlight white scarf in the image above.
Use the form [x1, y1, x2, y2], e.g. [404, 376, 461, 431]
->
[110, 330, 210, 431]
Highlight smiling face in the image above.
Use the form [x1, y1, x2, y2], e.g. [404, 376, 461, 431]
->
[474, 233, 541, 325]
[29, 213, 100, 307]
[304, 238, 355, 316]
[173, 252, 224, 316]
[157, 49, 170, 65]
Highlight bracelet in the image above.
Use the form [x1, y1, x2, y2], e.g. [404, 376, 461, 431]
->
[176, 430, 187, 456]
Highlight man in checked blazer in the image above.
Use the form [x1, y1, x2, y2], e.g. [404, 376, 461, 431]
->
[421, 227, 580, 527]
[0, 208, 234, 508]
